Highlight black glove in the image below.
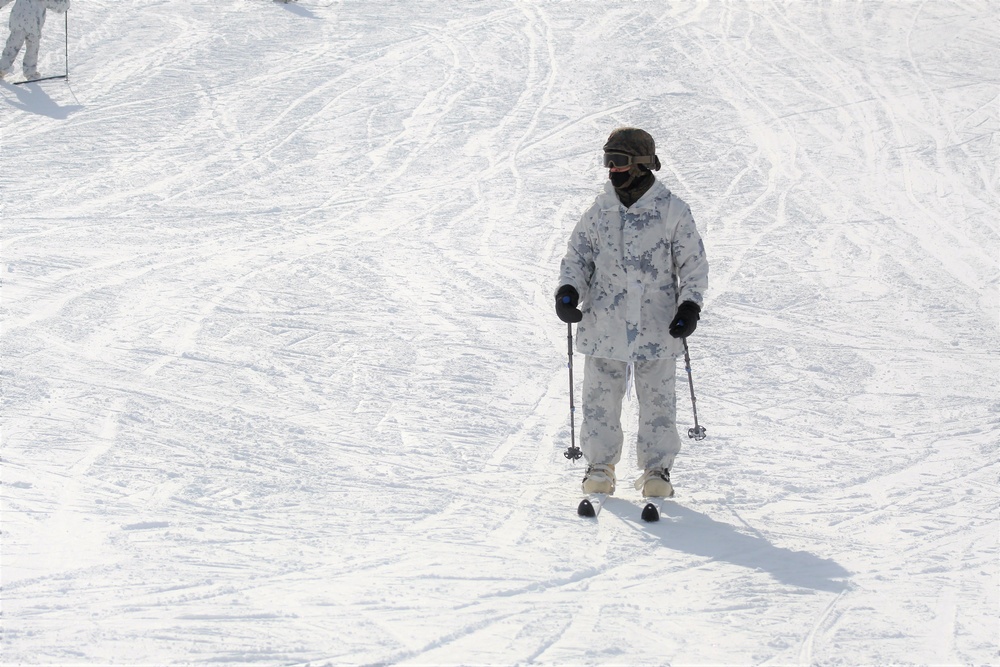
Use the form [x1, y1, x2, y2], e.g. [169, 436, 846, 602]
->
[555, 285, 583, 323]
[669, 301, 701, 338]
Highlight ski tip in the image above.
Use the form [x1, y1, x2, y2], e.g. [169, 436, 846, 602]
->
[641, 502, 660, 522]
[578, 498, 597, 518]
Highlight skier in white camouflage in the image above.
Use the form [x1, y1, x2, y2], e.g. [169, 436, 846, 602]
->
[556, 127, 709, 498]
[0, 0, 69, 82]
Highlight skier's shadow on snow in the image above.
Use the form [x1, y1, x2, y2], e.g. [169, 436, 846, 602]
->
[275, 1, 319, 19]
[1, 80, 82, 119]
[638, 502, 851, 593]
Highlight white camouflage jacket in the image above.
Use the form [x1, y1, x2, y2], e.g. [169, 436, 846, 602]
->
[1, 0, 69, 35]
[559, 178, 709, 361]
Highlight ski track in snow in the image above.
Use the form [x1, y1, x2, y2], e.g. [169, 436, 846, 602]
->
[2, 0, 998, 664]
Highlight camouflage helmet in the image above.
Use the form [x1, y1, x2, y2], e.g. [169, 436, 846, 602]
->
[603, 127, 661, 170]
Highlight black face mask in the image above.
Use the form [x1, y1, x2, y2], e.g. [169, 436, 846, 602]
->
[609, 170, 633, 188]
[609, 167, 654, 208]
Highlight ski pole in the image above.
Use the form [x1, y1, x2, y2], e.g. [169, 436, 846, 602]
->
[683, 338, 707, 440]
[64, 11, 68, 79]
[563, 322, 582, 460]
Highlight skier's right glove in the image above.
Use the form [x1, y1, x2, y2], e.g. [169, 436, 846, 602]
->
[669, 301, 701, 338]
[555, 285, 583, 323]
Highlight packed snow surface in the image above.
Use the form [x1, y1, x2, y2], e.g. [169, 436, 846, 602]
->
[2, 1, 998, 664]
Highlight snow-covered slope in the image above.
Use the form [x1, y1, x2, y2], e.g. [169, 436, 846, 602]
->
[2, 1, 997, 664]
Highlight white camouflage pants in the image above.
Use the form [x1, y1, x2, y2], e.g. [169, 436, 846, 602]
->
[580, 355, 682, 471]
[0, 29, 40, 76]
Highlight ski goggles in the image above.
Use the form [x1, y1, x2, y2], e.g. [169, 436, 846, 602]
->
[602, 152, 657, 169]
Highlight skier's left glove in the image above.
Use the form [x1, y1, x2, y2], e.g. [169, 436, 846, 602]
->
[669, 301, 701, 338]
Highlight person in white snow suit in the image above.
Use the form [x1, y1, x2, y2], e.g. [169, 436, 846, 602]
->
[556, 127, 709, 498]
[0, 0, 69, 81]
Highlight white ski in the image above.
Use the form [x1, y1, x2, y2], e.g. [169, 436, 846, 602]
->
[577, 493, 607, 518]
[640, 500, 660, 522]
[12, 75, 67, 85]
